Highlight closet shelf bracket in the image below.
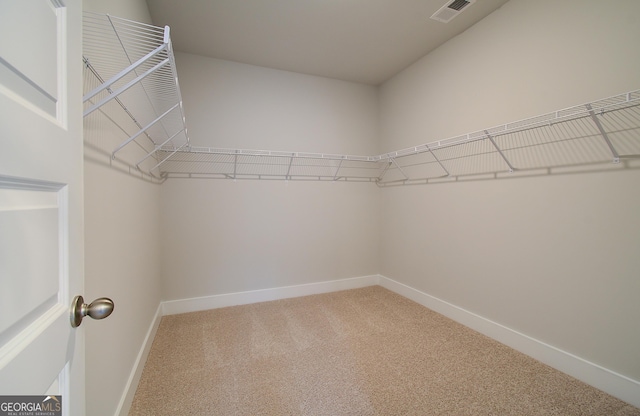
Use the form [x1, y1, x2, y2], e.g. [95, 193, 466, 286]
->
[426, 144, 450, 177]
[136, 128, 186, 169]
[333, 158, 344, 181]
[586, 104, 620, 163]
[391, 158, 409, 181]
[111, 103, 180, 159]
[377, 160, 392, 182]
[485, 130, 515, 173]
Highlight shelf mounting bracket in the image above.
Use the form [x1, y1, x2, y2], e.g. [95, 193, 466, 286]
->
[333, 158, 344, 181]
[135, 128, 185, 169]
[586, 104, 620, 163]
[111, 103, 179, 158]
[485, 130, 515, 173]
[391, 157, 409, 181]
[286, 153, 295, 180]
[426, 144, 450, 177]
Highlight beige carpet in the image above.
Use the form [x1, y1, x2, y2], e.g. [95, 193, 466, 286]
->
[130, 286, 639, 415]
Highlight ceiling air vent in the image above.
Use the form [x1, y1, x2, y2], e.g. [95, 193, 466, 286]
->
[430, 0, 476, 23]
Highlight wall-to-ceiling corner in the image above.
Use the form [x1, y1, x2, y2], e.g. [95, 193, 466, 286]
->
[378, 0, 640, 406]
[82, 1, 162, 416]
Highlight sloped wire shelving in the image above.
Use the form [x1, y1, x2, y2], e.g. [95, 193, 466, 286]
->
[81, 15, 639, 185]
[158, 90, 640, 184]
[372, 90, 640, 185]
[82, 12, 189, 181]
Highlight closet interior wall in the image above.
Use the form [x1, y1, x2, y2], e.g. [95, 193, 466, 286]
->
[82, 1, 163, 416]
[379, 0, 640, 383]
[160, 53, 381, 301]
[81, 0, 640, 414]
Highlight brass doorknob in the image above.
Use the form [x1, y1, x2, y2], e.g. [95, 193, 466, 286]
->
[70, 296, 114, 328]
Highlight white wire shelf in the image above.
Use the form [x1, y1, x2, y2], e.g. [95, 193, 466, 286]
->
[158, 89, 640, 184]
[157, 147, 384, 182]
[82, 12, 189, 180]
[80, 12, 638, 184]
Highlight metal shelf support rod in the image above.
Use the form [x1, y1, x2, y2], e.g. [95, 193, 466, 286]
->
[164, 25, 190, 148]
[150, 142, 189, 172]
[426, 145, 450, 176]
[83, 56, 170, 117]
[391, 158, 409, 180]
[135, 128, 185, 168]
[485, 130, 515, 173]
[286, 153, 295, 180]
[586, 104, 620, 163]
[333, 158, 344, 181]
[112, 103, 179, 158]
[233, 151, 238, 179]
[377, 161, 392, 182]
[82, 42, 167, 104]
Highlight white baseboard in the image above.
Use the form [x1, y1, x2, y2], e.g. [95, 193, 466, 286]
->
[378, 274, 640, 409]
[161, 275, 380, 316]
[115, 304, 163, 416]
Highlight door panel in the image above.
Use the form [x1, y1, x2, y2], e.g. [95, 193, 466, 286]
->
[0, 0, 83, 415]
[0, 187, 60, 336]
[0, 1, 60, 118]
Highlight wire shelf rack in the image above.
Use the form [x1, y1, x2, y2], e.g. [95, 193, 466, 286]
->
[81, 14, 638, 185]
[82, 12, 189, 180]
[158, 148, 384, 182]
[158, 90, 639, 184]
[373, 90, 640, 185]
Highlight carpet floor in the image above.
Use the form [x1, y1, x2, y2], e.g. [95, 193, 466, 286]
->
[129, 286, 639, 415]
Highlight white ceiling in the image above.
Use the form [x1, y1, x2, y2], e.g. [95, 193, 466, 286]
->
[146, 0, 510, 85]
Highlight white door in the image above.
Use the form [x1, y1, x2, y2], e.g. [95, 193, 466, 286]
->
[0, 1, 84, 415]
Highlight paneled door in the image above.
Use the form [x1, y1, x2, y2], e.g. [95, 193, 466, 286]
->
[0, 1, 84, 415]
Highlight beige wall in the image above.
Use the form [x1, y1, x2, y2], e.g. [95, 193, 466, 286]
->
[161, 54, 380, 300]
[176, 52, 379, 153]
[83, 163, 161, 415]
[83, 0, 152, 23]
[379, 0, 640, 152]
[83, 1, 160, 416]
[161, 179, 379, 298]
[379, 0, 640, 382]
